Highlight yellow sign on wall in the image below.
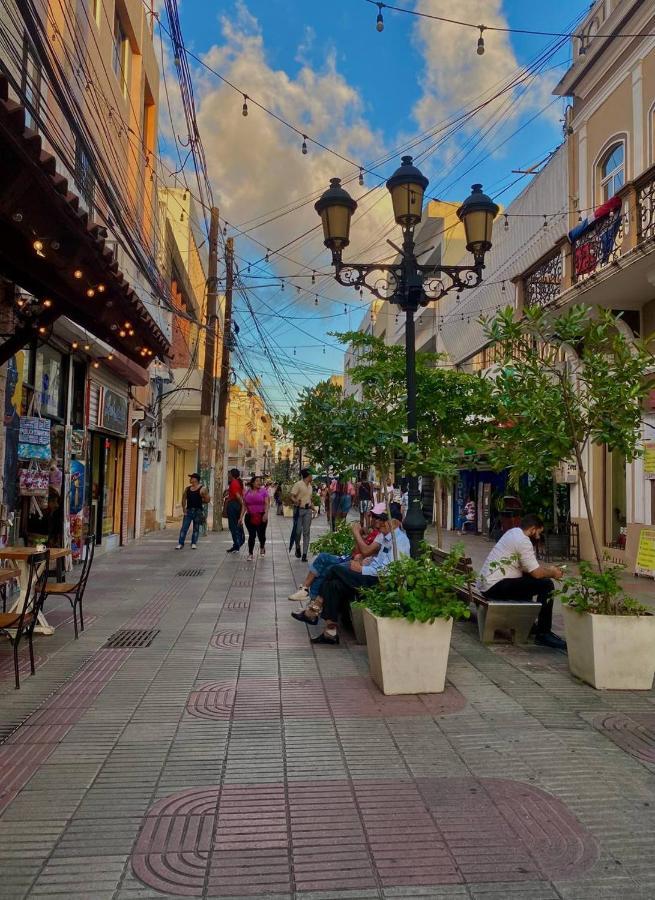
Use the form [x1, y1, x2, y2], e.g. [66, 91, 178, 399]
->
[644, 442, 655, 478]
[636, 529, 655, 578]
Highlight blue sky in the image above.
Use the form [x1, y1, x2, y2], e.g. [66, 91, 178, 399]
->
[165, 0, 590, 415]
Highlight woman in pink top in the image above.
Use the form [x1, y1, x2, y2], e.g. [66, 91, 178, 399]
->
[243, 475, 270, 560]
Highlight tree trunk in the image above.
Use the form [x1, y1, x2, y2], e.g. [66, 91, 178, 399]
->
[380, 462, 399, 561]
[434, 476, 443, 549]
[573, 441, 604, 572]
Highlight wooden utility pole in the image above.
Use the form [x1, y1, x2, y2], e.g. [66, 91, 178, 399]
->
[212, 237, 234, 531]
[198, 207, 219, 507]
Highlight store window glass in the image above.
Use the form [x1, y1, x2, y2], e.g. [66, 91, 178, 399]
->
[34, 346, 64, 418]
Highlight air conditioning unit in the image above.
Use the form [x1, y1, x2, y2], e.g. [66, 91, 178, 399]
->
[554, 461, 578, 484]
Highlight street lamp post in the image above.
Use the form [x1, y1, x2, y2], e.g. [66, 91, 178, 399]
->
[315, 156, 498, 557]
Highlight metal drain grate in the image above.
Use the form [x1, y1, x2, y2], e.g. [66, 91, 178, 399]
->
[177, 568, 205, 577]
[103, 628, 160, 649]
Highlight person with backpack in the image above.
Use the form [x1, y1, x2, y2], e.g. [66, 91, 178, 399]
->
[176, 473, 209, 549]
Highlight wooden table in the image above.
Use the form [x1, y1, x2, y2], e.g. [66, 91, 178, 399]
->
[0, 547, 71, 635]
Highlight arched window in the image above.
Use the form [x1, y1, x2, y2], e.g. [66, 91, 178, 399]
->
[600, 143, 625, 201]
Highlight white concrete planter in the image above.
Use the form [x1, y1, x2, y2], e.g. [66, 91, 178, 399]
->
[363, 609, 453, 695]
[350, 606, 367, 644]
[563, 605, 655, 690]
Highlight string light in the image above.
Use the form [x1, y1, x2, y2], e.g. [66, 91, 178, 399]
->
[312, 271, 316, 284]
[242, 94, 249, 116]
[543, 215, 548, 228]
[314, 294, 319, 306]
[86, 288, 95, 297]
[376, 2, 384, 31]
[301, 135, 308, 155]
[359, 168, 364, 186]
[84, 343, 91, 351]
[73, 269, 83, 279]
[504, 214, 509, 231]
[32, 239, 44, 254]
[265, 250, 270, 263]
[43, 298, 53, 308]
[223, 225, 227, 236]
[502, 280, 506, 293]
[38, 325, 47, 335]
[97, 284, 105, 293]
[71, 341, 79, 350]
[119, 330, 126, 338]
[92, 360, 100, 369]
[477, 26, 485, 55]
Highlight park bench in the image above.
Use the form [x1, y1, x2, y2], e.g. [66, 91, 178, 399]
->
[432, 548, 539, 645]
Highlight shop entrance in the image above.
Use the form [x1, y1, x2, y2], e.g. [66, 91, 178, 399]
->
[89, 433, 124, 546]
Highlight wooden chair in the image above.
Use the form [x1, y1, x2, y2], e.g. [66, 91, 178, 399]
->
[44, 535, 96, 638]
[0, 550, 49, 689]
[0, 562, 20, 612]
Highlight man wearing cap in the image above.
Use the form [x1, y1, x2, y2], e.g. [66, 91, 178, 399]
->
[290, 468, 314, 561]
[176, 473, 210, 550]
[288, 503, 385, 603]
[292, 502, 410, 644]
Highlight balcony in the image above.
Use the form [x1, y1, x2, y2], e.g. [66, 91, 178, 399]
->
[520, 163, 655, 311]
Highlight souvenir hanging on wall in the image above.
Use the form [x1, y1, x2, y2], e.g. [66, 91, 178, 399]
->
[17, 395, 51, 460]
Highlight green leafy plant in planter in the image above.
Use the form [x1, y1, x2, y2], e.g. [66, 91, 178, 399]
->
[309, 520, 353, 556]
[356, 549, 471, 623]
[556, 562, 649, 616]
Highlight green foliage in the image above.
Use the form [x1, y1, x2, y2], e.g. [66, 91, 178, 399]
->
[309, 520, 353, 556]
[355, 547, 471, 623]
[556, 561, 650, 617]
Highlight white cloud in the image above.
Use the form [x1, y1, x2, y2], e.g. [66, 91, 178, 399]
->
[188, 4, 393, 289]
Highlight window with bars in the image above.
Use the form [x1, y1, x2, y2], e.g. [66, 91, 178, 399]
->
[74, 137, 95, 214]
[21, 33, 42, 131]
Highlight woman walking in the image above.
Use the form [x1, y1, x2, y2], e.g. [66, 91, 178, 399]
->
[243, 475, 270, 559]
[226, 468, 245, 553]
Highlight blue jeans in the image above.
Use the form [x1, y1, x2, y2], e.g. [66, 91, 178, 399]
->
[179, 509, 201, 546]
[309, 552, 350, 598]
[227, 500, 245, 549]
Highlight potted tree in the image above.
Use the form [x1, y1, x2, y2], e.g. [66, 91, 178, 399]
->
[483, 304, 655, 689]
[356, 548, 470, 694]
[558, 563, 654, 689]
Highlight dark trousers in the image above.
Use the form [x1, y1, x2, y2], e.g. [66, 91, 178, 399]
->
[320, 565, 379, 623]
[483, 575, 555, 634]
[227, 500, 245, 549]
[178, 509, 201, 546]
[245, 514, 267, 553]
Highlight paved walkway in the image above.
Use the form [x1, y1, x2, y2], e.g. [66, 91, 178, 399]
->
[1, 516, 655, 898]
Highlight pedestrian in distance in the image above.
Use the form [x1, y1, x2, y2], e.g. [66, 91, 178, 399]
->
[176, 473, 209, 549]
[358, 472, 374, 529]
[243, 475, 270, 560]
[477, 513, 566, 650]
[226, 468, 246, 553]
[290, 468, 313, 561]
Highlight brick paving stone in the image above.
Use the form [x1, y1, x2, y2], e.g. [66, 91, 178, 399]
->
[0, 519, 654, 898]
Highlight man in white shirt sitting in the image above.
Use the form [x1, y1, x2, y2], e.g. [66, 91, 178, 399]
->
[477, 514, 566, 650]
[292, 502, 410, 644]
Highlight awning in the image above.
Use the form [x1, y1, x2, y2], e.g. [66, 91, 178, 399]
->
[0, 75, 170, 367]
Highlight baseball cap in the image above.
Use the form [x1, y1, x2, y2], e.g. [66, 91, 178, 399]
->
[188, 472, 200, 480]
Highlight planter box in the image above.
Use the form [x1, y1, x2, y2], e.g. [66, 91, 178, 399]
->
[350, 606, 367, 644]
[563, 606, 655, 690]
[363, 609, 453, 695]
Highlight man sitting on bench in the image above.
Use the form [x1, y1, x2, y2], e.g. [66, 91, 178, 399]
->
[477, 514, 566, 650]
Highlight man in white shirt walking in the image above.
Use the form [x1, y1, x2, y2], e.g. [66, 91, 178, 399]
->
[477, 514, 566, 650]
[290, 469, 314, 561]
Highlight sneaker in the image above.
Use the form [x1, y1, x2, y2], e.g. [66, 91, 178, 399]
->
[301, 554, 308, 562]
[226, 547, 238, 554]
[175, 544, 183, 550]
[535, 632, 567, 652]
[288, 586, 309, 602]
[295, 548, 302, 559]
[191, 544, 197, 549]
[247, 554, 254, 561]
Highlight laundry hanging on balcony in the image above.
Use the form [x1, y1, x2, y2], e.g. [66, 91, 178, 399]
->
[569, 195, 622, 276]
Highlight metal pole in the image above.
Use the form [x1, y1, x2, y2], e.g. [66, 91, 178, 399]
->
[212, 237, 234, 531]
[402, 304, 426, 557]
[199, 207, 219, 525]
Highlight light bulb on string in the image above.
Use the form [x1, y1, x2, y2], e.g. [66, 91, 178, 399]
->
[280, 281, 285, 291]
[476, 26, 485, 55]
[293, 347, 296, 356]
[376, 3, 384, 31]
[359, 288, 363, 300]
[301, 135, 308, 155]
[504, 214, 509, 231]
[502, 280, 506, 293]
[223, 225, 227, 236]
[543, 215, 548, 228]
[311, 271, 316, 284]
[343, 304, 347, 314]
[242, 94, 248, 116]
[359, 168, 364, 186]
[314, 294, 318, 306]
[265, 250, 270, 263]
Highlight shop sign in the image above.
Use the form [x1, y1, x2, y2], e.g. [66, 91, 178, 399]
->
[636, 529, 655, 579]
[101, 389, 128, 435]
[643, 442, 655, 480]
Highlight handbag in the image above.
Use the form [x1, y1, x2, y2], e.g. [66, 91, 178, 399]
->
[19, 461, 50, 497]
[18, 395, 51, 460]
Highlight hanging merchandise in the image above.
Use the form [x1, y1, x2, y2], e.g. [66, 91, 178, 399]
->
[17, 397, 52, 460]
[18, 461, 50, 497]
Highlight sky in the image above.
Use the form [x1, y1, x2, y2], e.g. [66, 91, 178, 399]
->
[159, 0, 591, 417]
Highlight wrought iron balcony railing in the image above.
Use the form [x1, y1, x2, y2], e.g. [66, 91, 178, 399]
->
[524, 249, 564, 308]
